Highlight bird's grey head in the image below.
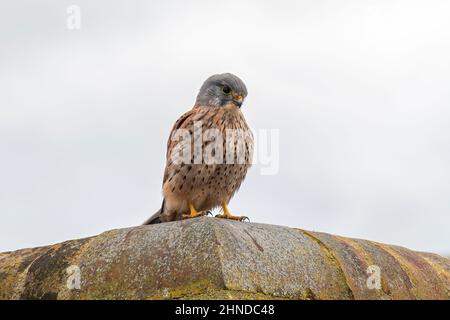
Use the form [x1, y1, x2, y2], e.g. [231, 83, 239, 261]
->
[195, 73, 248, 108]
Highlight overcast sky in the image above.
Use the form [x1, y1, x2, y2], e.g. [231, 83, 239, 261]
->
[1, 0, 449, 254]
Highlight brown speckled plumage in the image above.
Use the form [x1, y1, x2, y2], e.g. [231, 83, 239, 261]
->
[144, 73, 253, 224]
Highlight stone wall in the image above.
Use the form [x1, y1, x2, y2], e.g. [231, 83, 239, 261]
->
[0, 217, 448, 299]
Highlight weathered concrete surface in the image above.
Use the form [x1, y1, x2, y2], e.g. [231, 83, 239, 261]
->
[0, 217, 448, 300]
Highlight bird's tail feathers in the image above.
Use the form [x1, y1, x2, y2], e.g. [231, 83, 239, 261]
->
[142, 199, 165, 225]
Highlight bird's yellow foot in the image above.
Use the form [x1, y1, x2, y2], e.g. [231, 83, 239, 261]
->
[182, 203, 209, 220]
[215, 202, 249, 222]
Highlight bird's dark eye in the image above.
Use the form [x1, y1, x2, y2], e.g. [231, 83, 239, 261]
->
[222, 86, 231, 94]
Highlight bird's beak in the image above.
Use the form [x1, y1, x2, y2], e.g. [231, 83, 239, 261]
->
[232, 95, 243, 108]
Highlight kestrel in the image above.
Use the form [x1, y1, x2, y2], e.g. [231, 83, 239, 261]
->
[144, 73, 253, 224]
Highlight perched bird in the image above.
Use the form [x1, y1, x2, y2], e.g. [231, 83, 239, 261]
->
[144, 73, 253, 224]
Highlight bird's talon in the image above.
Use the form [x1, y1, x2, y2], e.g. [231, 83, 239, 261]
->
[215, 202, 249, 222]
[215, 213, 249, 222]
[182, 211, 207, 219]
[183, 204, 209, 220]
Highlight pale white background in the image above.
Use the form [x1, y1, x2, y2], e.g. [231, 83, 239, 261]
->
[1, 0, 449, 254]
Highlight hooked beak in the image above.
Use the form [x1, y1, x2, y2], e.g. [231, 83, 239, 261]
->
[232, 94, 243, 108]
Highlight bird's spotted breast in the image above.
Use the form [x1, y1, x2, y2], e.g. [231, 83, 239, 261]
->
[162, 105, 253, 217]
